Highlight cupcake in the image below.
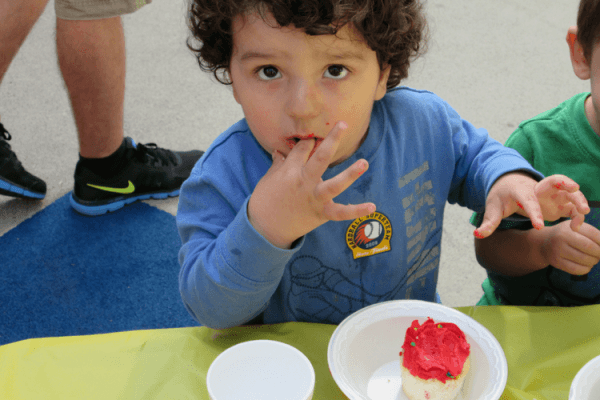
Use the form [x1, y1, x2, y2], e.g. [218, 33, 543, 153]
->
[399, 317, 471, 400]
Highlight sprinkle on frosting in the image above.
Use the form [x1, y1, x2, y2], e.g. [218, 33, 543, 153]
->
[401, 317, 470, 383]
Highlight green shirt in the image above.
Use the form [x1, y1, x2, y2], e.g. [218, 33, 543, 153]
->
[507, 92, 600, 198]
[472, 93, 600, 306]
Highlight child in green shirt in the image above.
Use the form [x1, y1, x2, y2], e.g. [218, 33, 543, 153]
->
[473, 0, 600, 306]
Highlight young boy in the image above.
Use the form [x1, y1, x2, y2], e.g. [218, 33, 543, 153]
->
[178, 0, 589, 328]
[472, 0, 600, 306]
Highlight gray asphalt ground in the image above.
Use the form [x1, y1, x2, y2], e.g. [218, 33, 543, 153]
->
[0, 0, 589, 307]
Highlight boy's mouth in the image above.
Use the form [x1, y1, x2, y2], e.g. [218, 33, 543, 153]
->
[285, 134, 324, 152]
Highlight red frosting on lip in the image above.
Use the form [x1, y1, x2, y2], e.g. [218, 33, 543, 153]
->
[285, 135, 323, 157]
[401, 318, 470, 383]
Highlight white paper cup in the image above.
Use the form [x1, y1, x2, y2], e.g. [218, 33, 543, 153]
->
[207, 339, 315, 400]
[569, 354, 600, 400]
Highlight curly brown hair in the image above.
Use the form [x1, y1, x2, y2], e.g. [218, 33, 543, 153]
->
[577, 0, 600, 63]
[187, 0, 428, 89]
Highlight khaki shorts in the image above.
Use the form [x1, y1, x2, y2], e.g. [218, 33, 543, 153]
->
[56, 0, 151, 20]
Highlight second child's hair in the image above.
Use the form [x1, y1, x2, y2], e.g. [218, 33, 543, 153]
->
[577, 0, 600, 62]
[188, 0, 428, 89]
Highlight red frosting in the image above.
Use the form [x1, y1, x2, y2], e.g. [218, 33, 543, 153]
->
[401, 317, 470, 383]
[284, 136, 323, 158]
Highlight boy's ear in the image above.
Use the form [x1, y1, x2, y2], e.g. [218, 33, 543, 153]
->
[567, 26, 591, 80]
[374, 64, 392, 101]
[231, 75, 241, 104]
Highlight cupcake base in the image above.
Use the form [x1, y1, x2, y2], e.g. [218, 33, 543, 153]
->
[400, 355, 471, 400]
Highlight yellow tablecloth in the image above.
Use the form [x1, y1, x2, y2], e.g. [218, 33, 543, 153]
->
[1, 305, 599, 400]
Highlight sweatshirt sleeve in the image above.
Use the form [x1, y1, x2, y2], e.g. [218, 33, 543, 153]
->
[441, 100, 543, 212]
[467, 125, 542, 229]
[176, 151, 303, 329]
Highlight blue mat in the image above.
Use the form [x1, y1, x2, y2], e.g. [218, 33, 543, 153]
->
[0, 193, 198, 346]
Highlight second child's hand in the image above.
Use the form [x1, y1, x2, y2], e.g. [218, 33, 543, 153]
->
[541, 219, 600, 277]
[248, 121, 376, 249]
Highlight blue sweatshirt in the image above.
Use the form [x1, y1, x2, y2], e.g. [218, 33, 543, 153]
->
[177, 87, 540, 328]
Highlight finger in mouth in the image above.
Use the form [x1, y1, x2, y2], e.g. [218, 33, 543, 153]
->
[285, 134, 322, 150]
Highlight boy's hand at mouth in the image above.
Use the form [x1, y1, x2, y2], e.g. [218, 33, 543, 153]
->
[247, 121, 376, 249]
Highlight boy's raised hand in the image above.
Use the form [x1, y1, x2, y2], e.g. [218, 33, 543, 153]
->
[474, 173, 590, 239]
[247, 121, 376, 249]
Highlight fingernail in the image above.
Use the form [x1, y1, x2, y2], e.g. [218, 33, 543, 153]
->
[339, 121, 348, 130]
[368, 204, 376, 213]
[473, 229, 485, 239]
[358, 160, 368, 175]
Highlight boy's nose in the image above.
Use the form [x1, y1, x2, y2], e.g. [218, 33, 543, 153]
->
[286, 79, 322, 120]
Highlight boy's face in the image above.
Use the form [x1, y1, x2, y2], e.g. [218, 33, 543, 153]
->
[568, 27, 600, 135]
[587, 42, 600, 135]
[229, 12, 390, 164]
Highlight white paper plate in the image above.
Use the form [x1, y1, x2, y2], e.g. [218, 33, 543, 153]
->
[569, 354, 600, 400]
[328, 300, 507, 400]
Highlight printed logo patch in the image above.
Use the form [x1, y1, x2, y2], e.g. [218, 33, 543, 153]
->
[346, 212, 392, 259]
[87, 180, 135, 194]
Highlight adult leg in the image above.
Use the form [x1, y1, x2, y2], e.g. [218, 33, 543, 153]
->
[0, 0, 50, 85]
[56, 16, 125, 158]
[56, 4, 203, 216]
[0, 0, 49, 199]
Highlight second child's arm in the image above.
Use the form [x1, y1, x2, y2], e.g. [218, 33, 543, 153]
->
[475, 218, 600, 277]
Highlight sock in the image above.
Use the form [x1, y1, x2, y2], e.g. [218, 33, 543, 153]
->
[78, 139, 129, 179]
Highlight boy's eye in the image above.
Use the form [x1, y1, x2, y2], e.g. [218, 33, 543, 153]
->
[324, 65, 349, 79]
[257, 66, 281, 80]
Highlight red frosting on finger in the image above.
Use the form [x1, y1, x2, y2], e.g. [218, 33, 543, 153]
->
[473, 229, 484, 239]
[401, 318, 470, 383]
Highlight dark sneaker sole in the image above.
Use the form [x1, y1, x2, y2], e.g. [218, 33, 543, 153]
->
[0, 177, 45, 199]
[69, 189, 179, 216]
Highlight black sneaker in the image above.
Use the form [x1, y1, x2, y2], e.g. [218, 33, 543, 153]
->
[0, 123, 46, 199]
[70, 137, 203, 216]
